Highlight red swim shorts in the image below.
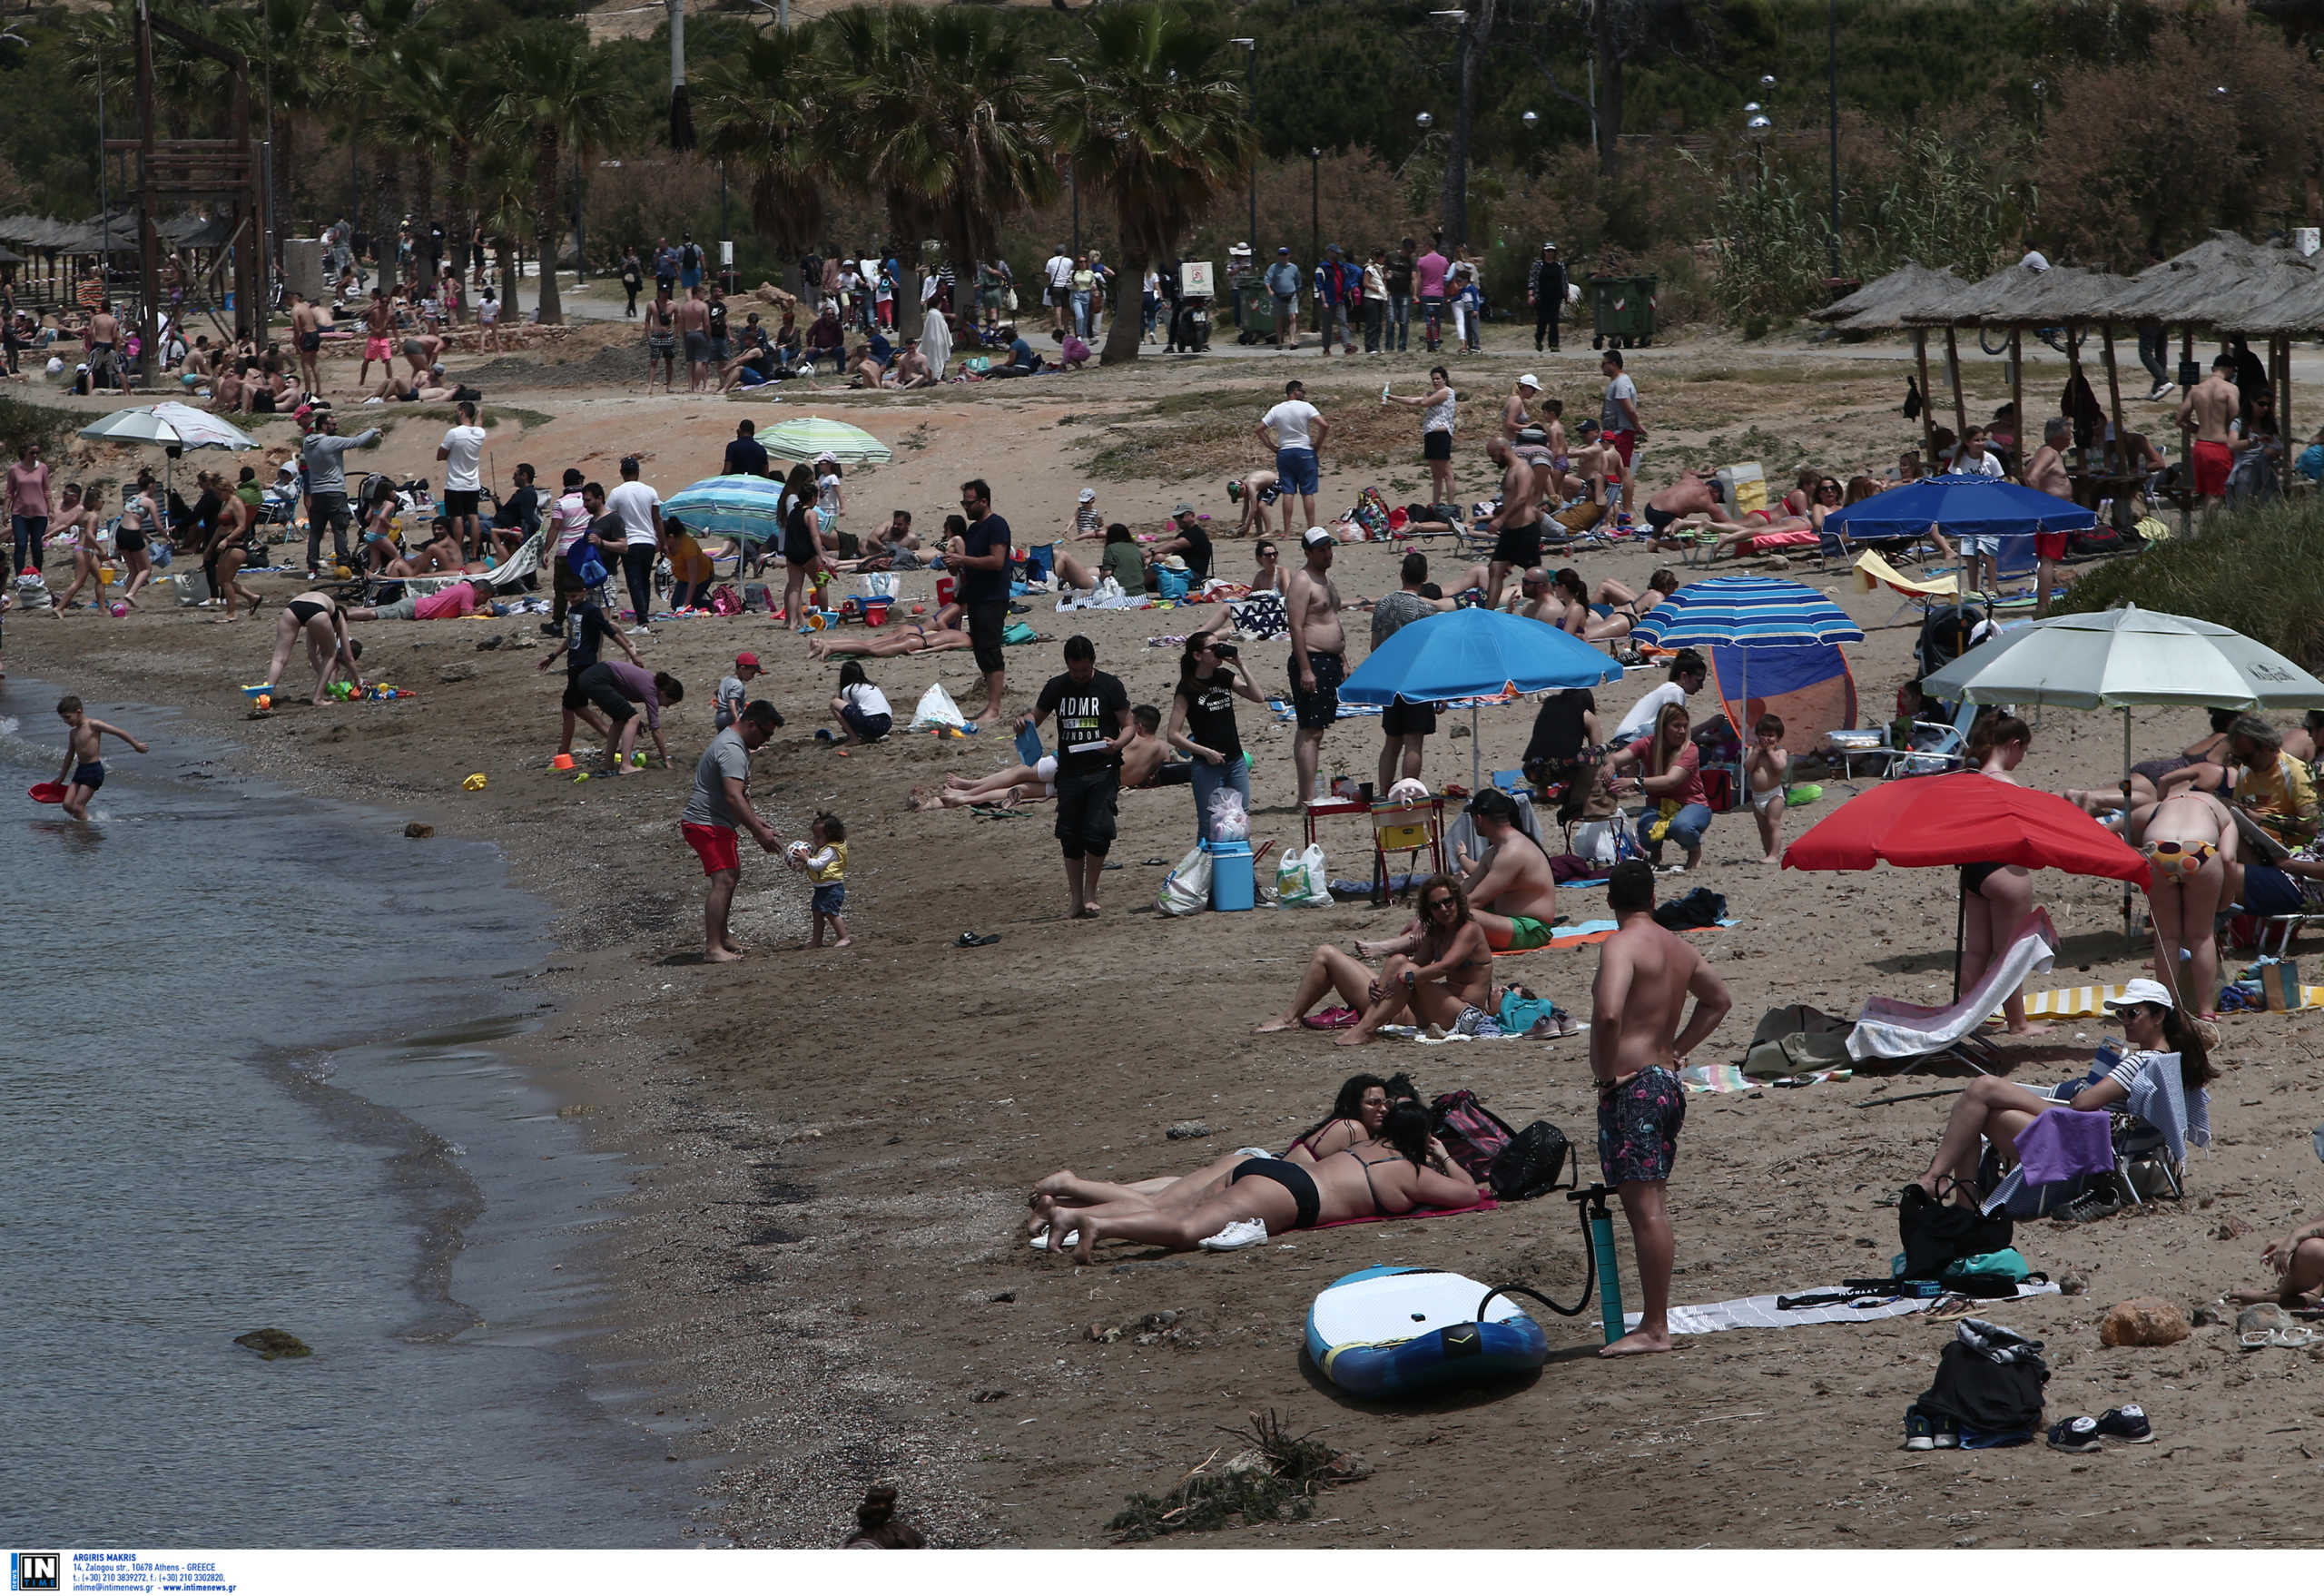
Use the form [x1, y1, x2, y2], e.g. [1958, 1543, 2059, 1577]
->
[2034, 530, 2069, 562]
[682, 822, 740, 876]
[1607, 429, 1638, 467]
[2192, 438, 2232, 498]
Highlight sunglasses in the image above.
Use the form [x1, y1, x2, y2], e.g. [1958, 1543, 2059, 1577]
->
[1424, 896, 1456, 911]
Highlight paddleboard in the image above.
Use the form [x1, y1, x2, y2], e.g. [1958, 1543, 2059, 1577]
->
[1305, 1265, 1546, 1398]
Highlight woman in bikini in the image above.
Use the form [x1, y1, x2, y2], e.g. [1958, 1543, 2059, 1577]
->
[49, 485, 102, 610]
[201, 472, 263, 622]
[2065, 709, 2239, 816]
[2125, 788, 2235, 1019]
[1039, 1098, 1480, 1263]
[1256, 873, 1499, 1043]
[804, 608, 970, 662]
[1544, 567, 1591, 636]
[113, 469, 161, 607]
[909, 754, 1056, 812]
[1956, 713, 2050, 1036]
[1584, 566, 1679, 643]
[262, 590, 365, 704]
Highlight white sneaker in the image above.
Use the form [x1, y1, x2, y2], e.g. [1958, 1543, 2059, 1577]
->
[2148, 379, 2175, 401]
[1199, 1217, 1268, 1251]
[1028, 1227, 1080, 1252]
[625, 625, 654, 636]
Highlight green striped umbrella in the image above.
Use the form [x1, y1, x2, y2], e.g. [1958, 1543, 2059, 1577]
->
[759, 416, 892, 466]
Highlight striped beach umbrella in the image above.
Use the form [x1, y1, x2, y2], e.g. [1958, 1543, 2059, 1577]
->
[1631, 573, 1866, 649]
[663, 474, 789, 539]
[759, 416, 892, 466]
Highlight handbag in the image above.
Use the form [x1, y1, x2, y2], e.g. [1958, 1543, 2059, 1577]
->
[1896, 1181, 2014, 1281]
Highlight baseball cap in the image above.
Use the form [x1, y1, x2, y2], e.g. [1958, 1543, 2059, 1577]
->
[2103, 978, 2176, 1011]
[815, 449, 838, 464]
[1301, 527, 1334, 548]
[1276, 245, 1291, 254]
[1543, 241, 1559, 251]
[1078, 488, 1096, 503]
[735, 651, 763, 671]
[1172, 501, 1196, 517]
[1518, 373, 1541, 389]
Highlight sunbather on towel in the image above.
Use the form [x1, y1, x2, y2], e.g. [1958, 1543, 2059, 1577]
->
[805, 604, 967, 660]
[1257, 872, 1498, 1045]
[1907, 979, 2212, 1207]
[1035, 1098, 1480, 1263]
[1026, 1073, 1438, 1243]
[911, 756, 1058, 811]
[1356, 787, 1561, 955]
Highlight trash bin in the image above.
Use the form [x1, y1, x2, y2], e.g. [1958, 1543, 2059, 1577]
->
[1234, 276, 1277, 344]
[1589, 274, 1659, 350]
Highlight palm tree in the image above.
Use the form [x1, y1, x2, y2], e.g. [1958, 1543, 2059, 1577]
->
[825, 6, 1056, 271]
[468, 137, 533, 313]
[696, 26, 827, 257]
[492, 21, 633, 324]
[220, 0, 335, 234]
[1046, 4, 1254, 365]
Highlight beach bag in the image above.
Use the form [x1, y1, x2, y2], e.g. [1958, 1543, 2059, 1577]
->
[1157, 845, 1212, 916]
[1274, 842, 1332, 907]
[1497, 990, 1557, 1034]
[707, 584, 742, 616]
[2066, 526, 2124, 557]
[1155, 566, 1191, 601]
[1002, 620, 1037, 645]
[1489, 1120, 1574, 1201]
[1350, 487, 1391, 539]
[1743, 1002, 1852, 1076]
[909, 682, 968, 732]
[1897, 1182, 2014, 1281]
[1430, 1090, 1518, 1182]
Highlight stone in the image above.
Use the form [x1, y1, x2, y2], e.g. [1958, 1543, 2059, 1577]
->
[234, 1328, 312, 1360]
[2058, 1271, 2089, 1296]
[2100, 1296, 2190, 1347]
[1165, 1120, 1211, 1140]
[403, 823, 435, 839]
[438, 662, 478, 684]
[2215, 1217, 2253, 1241]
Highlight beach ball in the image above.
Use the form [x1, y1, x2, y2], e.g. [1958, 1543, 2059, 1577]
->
[108, 600, 127, 617]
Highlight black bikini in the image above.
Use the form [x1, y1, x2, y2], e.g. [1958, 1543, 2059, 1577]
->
[1229, 1158, 1321, 1230]
[288, 598, 330, 627]
[1959, 862, 2004, 895]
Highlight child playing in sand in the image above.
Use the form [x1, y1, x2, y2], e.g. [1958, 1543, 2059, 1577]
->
[785, 812, 851, 948]
[716, 650, 763, 731]
[1745, 713, 1790, 863]
[54, 695, 147, 820]
[1071, 487, 1103, 540]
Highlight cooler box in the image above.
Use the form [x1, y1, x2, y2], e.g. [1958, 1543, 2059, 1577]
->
[936, 575, 956, 606]
[1205, 839, 1255, 911]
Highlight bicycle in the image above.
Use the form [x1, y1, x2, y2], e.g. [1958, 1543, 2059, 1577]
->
[1979, 324, 2067, 357]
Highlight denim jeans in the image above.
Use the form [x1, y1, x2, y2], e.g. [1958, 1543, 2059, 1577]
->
[306, 491, 352, 571]
[1420, 295, 1445, 348]
[1389, 293, 1410, 350]
[1635, 802, 1713, 860]
[11, 514, 46, 576]
[2137, 321, 2168, 386]
[1190, 754, 1253, 842]
[1071, 290, 1092, 338]
[1363, 299, 1385, 353]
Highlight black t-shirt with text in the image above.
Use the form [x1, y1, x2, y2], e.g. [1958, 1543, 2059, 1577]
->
[1178, 665, 1243, 763]
[565, 602, 613, 676]
[1037, 669, 1131, 769]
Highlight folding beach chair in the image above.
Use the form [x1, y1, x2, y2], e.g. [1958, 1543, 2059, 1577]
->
[1846, 908, 2059, 1075]
[1978, 1051, 2204, 1216]
[480, 530, 546, 592]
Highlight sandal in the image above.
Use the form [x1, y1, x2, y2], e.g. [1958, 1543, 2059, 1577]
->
[954, 931, 1001, 948]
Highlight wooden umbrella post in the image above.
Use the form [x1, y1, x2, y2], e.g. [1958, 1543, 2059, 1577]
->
[2179, 327, 2196, 538]
[1914, 329, 1939, 474]
[1945, 324, 1969, 449]
[2100, 319, 2127, 511]
[2008, 327, 2025, 477]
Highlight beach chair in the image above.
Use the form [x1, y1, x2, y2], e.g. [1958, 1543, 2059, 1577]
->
[480, 530, 546, 592]
[1369, 797, 1445, 904]
[1978, 1051, 2206, 1216]
[1846, 908, 2060, 1075]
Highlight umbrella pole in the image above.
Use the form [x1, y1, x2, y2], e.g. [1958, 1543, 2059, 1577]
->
[2122, 705, 2135, 947]
[1952, 883, 1965, 1002]
[1471, 703, 1482, 794]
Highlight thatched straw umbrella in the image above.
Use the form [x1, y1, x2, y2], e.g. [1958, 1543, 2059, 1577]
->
[1809, 264, 1968, 469]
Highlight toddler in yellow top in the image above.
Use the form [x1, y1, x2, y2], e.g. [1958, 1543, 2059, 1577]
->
[785, 811, 851, 948]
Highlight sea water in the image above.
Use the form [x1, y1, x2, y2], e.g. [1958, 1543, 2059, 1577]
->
[0, 690, 692, 1546]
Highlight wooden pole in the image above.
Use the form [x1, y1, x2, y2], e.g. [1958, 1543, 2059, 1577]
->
[1914, 328, 1938, 473]
[1945, 324, 1967, 451]
[2282, 335, 2295, 494]
[2179, 327, 2195, 537]
[134, 0, 160, 387]
[2101, 319, 2126, 491]
[2009, 327, 2024, 474]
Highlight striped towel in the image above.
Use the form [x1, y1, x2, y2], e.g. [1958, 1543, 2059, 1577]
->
[2022, 981, 2324, 1019]
[1680, 1064, 1852, 1094]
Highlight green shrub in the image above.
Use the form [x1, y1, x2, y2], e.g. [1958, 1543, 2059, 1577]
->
[2059, 498, 2324, 670]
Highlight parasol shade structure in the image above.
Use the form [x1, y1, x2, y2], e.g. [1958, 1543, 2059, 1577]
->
[1783, 770, 2151, 886]
[759, 416, 892, 465]
[1821, 472, 2095, 544]
[662, 473, 789, 539]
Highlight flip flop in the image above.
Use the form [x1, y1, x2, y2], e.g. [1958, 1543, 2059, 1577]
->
[954, 931, 1001, 948]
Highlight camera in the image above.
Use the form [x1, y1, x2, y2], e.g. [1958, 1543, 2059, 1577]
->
[1212, 642, 1238, 659]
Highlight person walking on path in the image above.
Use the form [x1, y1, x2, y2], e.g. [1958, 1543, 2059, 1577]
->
[1265, 247, 1302, 350]
[1258, 379, 1328, 536]
[1019, 635, 1134, 919]
[682, 699, 784, 963]
[1529, 242, 1568, 354]
[8, 439, 51, 581]
[1588, 858, 1732, 1357]
[2177, 353, 2240, 517]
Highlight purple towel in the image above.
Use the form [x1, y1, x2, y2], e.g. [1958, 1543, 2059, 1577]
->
[2014, 1107, 2113, 1187]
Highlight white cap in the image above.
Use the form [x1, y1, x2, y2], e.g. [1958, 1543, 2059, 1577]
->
[1078, 488, 1096, 503]
[1302, 527, 1334, 548]
[2102, 978, 2176, 1011]
[1518, 373, 1541, 389]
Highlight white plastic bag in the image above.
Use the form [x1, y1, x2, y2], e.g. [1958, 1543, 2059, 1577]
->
[908, 682, 967, 732]
[1206, 786, 1250, 842]
[1275, 842, 1332, 908]
[1157, 844, 1212, 916]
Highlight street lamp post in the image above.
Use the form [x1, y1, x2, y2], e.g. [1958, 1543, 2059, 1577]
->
[1049, 58, 1084, 258]
[1432, 6, 1475, 248]
[1309, 147, 1319, 268]
[1232, 38, 1255, 252]
[1746, 112, 1771, 192]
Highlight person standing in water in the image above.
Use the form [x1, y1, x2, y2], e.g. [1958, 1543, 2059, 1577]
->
[53, 695, 148, 821]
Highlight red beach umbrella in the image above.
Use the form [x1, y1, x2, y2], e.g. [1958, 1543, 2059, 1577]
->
[1783, 772, 2150, 886]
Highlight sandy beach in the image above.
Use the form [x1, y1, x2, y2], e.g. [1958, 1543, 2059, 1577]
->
[24, 325, 2324, 1549]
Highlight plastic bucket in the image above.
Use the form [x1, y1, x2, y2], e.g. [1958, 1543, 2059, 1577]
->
[862, 596, 892, 626]
[936, 575, 956, 607]
[1205, 839, 1255, 912]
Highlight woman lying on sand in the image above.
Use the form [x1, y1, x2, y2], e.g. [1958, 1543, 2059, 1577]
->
[1032, 1098, 1478, 1264]
[805, 606, 970, 661]
[910, 757, 1056, 811]
[1026, 1073, 1421, 1247]
[1905, 980, 2212, 1206]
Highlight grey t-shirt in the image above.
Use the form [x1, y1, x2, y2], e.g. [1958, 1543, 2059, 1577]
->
[1600, 373, 1639, 435]
[300, 429, 382, 497]
[683, 727, 752, 829]
[1371, 587, 1434, 648]
[714, 674, 746, 730]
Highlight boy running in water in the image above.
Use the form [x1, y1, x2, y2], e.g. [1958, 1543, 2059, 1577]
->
[54, 695, 147, 820]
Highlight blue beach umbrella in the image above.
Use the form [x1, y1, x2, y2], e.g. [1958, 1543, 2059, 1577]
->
[1631, 572, 1866, 650]
[662, 473, 788, 540]
[1341, 607, 1624, 790]
[1821, 471, 2096, 543]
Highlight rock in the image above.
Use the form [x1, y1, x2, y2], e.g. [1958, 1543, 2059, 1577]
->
[2059, 1271, 2089, 1296]
[990, 1290, 1016, 1304]
[477, 635, 503, 651]
[403, 822, 435, 839]
[1087, 1323, 1120, 1343]
[2216, 1217, 2253, 1241]
[1165, 1120, 1211, 1140]
[1137, 1309, 1181, 1332]
[438, 662, 478, 684]
[2192, 1303, 2225, 1327]
[234, 1328, 312, 1360]
[2100, 1296, 2190, 1347]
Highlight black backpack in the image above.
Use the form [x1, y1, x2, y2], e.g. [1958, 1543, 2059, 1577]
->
[1488, 1121, 1574, 1200]
[1897, 1182, 2014, 1281]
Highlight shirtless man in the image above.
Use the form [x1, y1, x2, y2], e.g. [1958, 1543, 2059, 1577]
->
[1285, 527, 1348, 804]
[52, 694, 148, 822]
[1482, 436, 1542, 612]
[359, 289, 396, 389]
[888, 338, 935, 389]
[1588, 858, 1733, 1357]
[87, 302, 122, 390]
[369, 365, 456, 404]
[1552, 419, 1627, 536]
[402, 329, 446, 386]
[645, 290, 678, 392]
[2022, 416, 2074, 617]
[289, 291, 324, 398]
[675, 288, 713, 393]
[1233, 466, 1280, 539]
[2176, 353, 2240, 515]
[1364, 786, 1561, 960]
[1638, 470, 1721, 549]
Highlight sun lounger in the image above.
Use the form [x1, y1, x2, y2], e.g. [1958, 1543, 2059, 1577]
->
[1846, 908, 2059, 1073]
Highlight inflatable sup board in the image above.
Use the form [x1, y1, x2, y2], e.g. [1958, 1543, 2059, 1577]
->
[1306, 1265, 1548, 1398]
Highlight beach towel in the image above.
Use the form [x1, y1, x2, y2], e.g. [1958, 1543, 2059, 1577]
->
[1311, 1195, 1499, 1230]
[2122, 1055, 2211, 1165]
[1680, 1063, 1852, 1093]
[1494, 916, 1738, 953]
[2021, 980, 2324, 1018]
[2013, 1107, 2114, 1187]
[1232, 591, 1290, 639]
[1623, 1280, 2059, 1336]
[1851, 549, 1956, 599]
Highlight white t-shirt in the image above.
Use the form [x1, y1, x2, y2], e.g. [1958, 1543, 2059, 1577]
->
[1956, 449, 2006, 478]
[1046, 253, 1075, 290]
[439, 424, 486, 493]
[842, 682, 892, 720]
[606, 478, 662, 547]
[2020, 249, 2051, 272]
[1612, 680, 1689, 745]
[549, 489, 588, 555]
[478, 296, 500, 326]
[1264, 399, 1324, 453]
